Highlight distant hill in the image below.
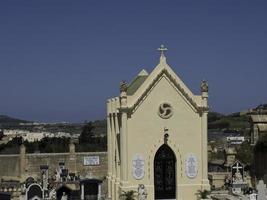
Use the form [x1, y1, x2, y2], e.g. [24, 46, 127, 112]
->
[0, 115, 30, 127]
[208, 102, 267, 132]
[208, 112, 250, 134]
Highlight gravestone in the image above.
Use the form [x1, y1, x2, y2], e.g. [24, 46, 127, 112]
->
[257, 180, 267, 200]
[232, 161, 244, 183]
[249, 192, 257, 200]
[40, 165, 48, 190]
[231, 161, 247, 194]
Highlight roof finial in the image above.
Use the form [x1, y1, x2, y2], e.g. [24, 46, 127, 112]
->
[157, 44, 168, 62]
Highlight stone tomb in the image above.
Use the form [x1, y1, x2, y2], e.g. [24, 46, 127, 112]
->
[80, 179, 103, 200]
[25, 183, 43, 200]
[107, 46, 210, 200]
[231, 161, 244, 183]
[257, 180, 267, 200]
[231, 161, 247, 194]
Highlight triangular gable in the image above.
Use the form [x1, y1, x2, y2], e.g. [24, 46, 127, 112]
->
[127, 57, 202, 113]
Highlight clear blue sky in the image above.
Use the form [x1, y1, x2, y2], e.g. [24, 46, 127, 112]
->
[0, 1, 266, 122]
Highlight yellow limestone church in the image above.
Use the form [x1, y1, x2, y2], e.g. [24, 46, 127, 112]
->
[107, 45, 210, 200]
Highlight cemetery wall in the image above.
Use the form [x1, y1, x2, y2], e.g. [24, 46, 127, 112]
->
[0, 150, 108, 182]
[0, 154, 20, 178]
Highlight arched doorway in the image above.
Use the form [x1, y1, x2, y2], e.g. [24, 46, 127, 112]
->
[154, 144, 176, 199]
[26, 183, 43, 200]
[56, 185, 71, 200]
[80, 179, 103, 200]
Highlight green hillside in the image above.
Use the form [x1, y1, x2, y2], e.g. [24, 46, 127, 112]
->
[208, 112, 250, 132]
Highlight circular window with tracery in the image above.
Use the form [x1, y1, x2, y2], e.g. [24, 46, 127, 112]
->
[158, 103, 173, 119]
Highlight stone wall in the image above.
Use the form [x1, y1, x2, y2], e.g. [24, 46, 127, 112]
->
[0, 144, 108, 182]
[0, 154, 20, 178]
[22, 152, 107, 181]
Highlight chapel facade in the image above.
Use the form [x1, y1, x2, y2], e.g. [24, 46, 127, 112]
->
[107, 46, 210, 200]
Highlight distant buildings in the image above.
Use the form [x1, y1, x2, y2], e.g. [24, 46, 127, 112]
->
[3, 129, 78, 142]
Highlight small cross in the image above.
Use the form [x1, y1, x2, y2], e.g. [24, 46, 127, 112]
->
[157, 44, 168, 56]
[233, 162, 243, 171]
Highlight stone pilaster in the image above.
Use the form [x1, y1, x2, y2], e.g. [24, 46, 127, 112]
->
[19, 144, 26, 181]
[107, 100, 112, 198]
[119, 81, 128, 185]
[252, 124, 259, 145]
[201, 80, 210, 189]
[114, 97, 121, 199]
[110, 99, 116, 199]
[69, 141, 76, 174]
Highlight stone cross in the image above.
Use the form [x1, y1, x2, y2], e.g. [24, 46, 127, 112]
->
[232, 162, 243, 171]
[257, 180, 267, 200]
[232, 161, 244, 182]
[157, 45, 168, 56]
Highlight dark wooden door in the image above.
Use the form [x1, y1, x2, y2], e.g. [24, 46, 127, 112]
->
[154, 144, 176, 199]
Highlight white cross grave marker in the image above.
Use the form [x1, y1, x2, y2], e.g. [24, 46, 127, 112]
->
[232, 161, 244, 183]
[233, 162, 243, 171]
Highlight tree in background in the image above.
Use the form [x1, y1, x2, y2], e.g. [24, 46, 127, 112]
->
[253, 134, 267, 180]
[0, 130, 3, 140]
[0, 136, 23, 154]
[39, 137, 69, 153]
[24, 137, 70, 153]
[0, 121, 107, 154]
[208, 112, 224, 123]
[236, 141, 253, 166]
[77, 121, 107, 152]
[79, 121, 94, 144]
